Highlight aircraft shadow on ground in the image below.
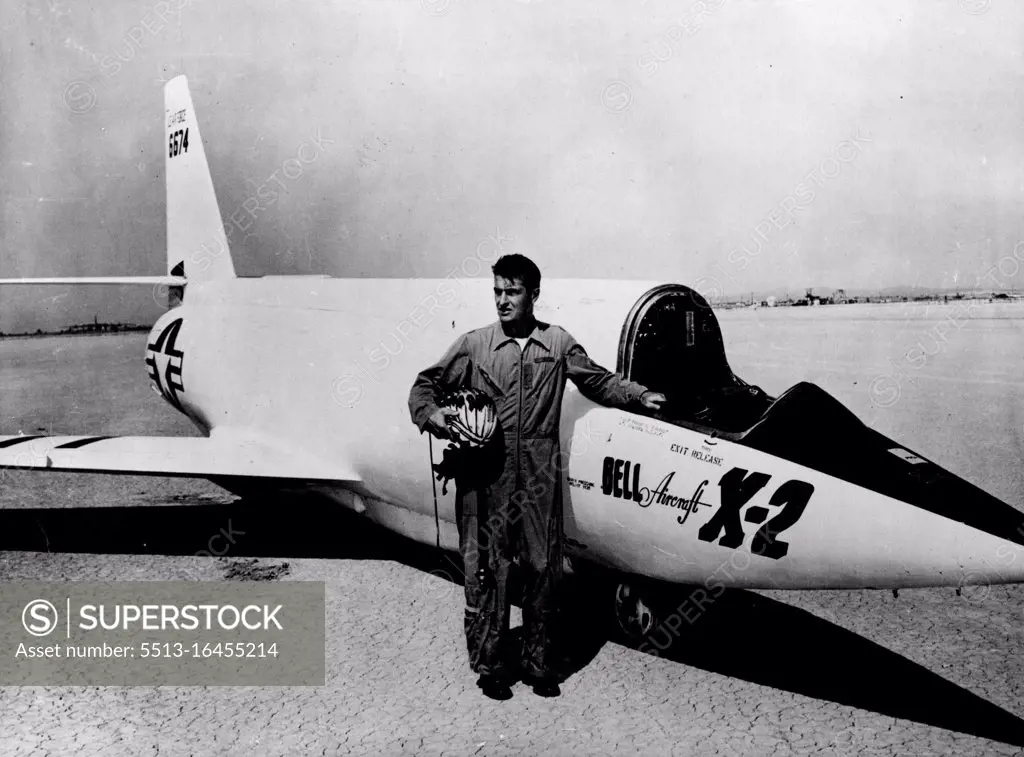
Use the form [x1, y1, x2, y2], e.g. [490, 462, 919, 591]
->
[1, 495, 1023, 747]
[596, 585, 1024, 748]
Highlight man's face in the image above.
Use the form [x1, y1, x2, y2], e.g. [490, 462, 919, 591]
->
[494, 276, 538, 324]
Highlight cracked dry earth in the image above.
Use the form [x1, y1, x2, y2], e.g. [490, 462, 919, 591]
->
[1, 532, 1024, 756]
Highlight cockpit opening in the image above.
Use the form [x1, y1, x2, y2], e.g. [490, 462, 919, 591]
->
[617, 284, 773, 433]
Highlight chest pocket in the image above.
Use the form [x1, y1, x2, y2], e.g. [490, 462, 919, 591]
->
[529, 355, 559, 391]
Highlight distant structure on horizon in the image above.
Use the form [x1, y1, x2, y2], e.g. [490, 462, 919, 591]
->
[0, 317, 150, 339]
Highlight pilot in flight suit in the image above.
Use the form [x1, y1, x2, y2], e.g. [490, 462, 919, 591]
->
[408, 254, 664, 699]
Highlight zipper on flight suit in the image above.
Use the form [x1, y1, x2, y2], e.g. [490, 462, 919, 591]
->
[515, 341, 525, 490]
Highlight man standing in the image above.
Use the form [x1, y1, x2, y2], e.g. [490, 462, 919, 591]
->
[408, 254, 665, 700]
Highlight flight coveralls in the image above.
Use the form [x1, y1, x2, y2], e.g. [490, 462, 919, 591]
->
[408, 320, 648, 681]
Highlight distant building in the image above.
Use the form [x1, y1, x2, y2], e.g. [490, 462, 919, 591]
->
[801, 287, 823, 306]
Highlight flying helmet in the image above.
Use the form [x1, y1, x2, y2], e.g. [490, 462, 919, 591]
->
[440, 388, 498, 447]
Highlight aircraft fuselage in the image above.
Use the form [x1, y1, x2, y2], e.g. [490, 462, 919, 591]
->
[145, 276, 1024, 590]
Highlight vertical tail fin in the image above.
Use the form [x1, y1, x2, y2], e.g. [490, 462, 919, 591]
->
[164, 76, 235, 285]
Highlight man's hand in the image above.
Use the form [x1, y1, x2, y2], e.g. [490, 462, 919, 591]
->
[425, 406, 459, 439]
[640, 391, 667, 411]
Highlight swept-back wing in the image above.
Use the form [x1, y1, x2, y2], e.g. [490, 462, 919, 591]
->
[0, 433, 357, 483]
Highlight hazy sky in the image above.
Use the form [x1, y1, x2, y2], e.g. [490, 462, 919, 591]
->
[1, 0, 1021, 331]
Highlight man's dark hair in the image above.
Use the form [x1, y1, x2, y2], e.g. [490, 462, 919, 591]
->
[492, 254, 541, 292]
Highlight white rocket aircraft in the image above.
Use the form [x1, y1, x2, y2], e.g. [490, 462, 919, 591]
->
[3, 77, 1024, 634]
